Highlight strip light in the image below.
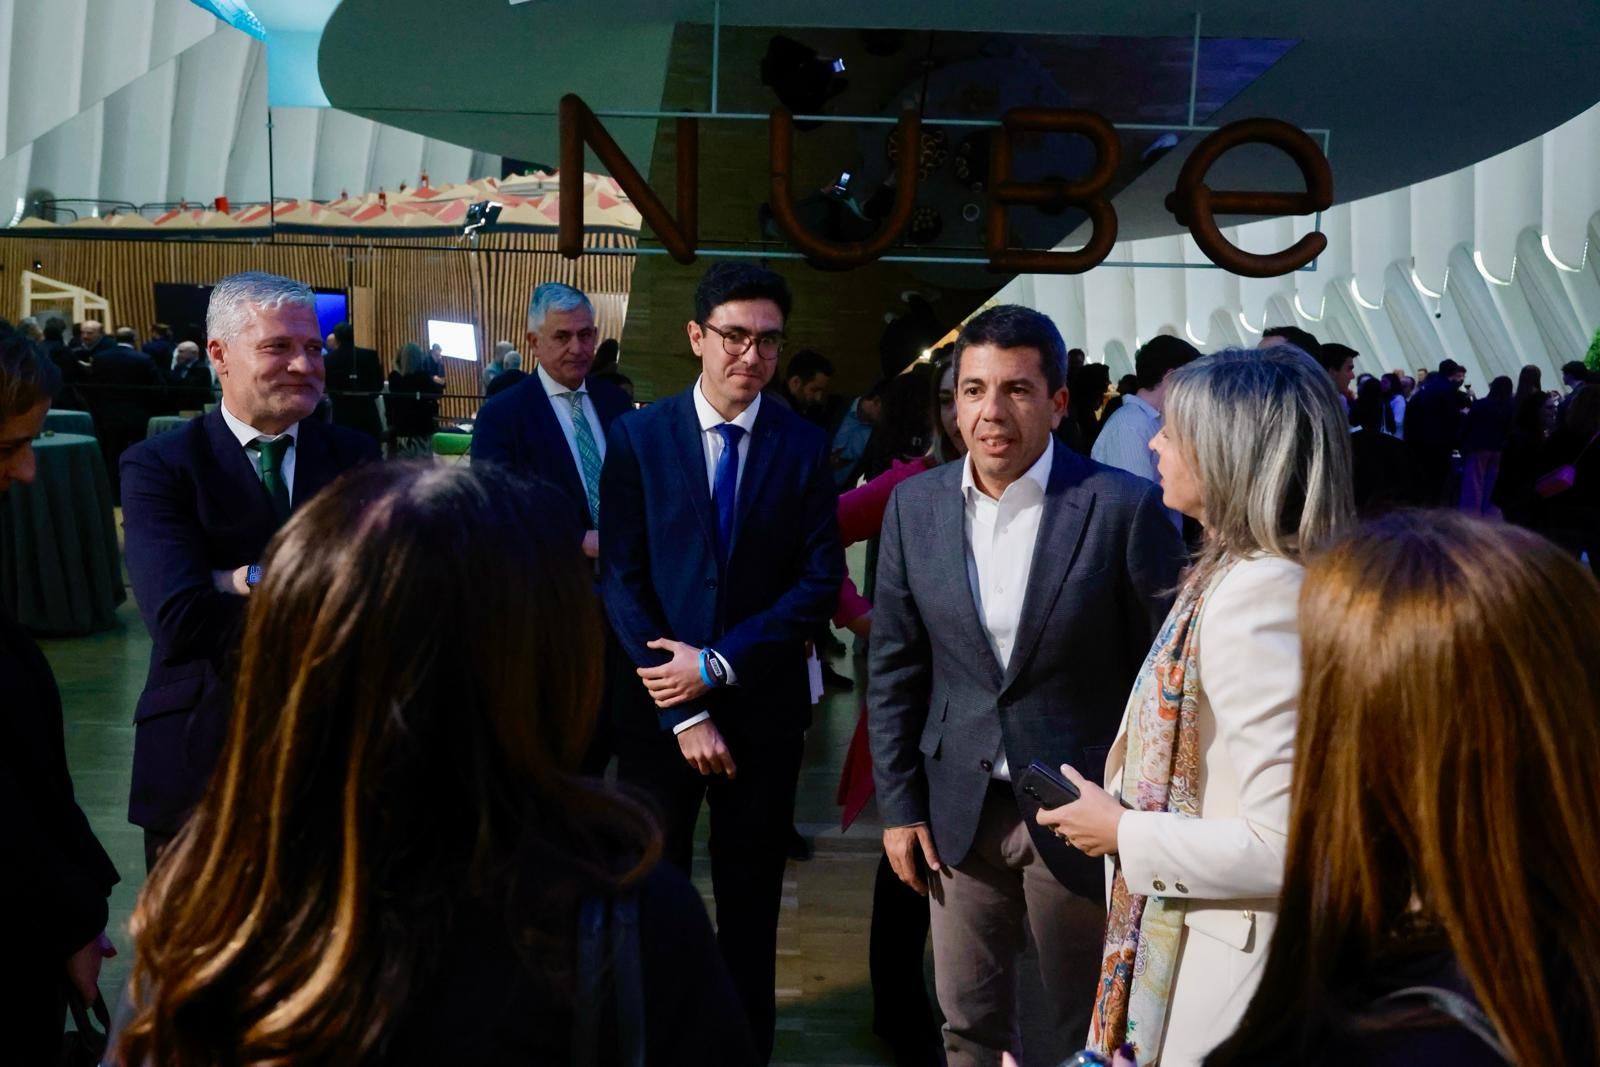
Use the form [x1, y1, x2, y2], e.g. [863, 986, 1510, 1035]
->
[1541, 234, 1586, 273]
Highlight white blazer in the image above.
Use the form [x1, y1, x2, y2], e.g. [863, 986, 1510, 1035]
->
[1102, 555, 1303, 1067]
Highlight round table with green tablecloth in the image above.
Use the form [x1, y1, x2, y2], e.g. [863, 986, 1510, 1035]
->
[147, 414, 194, 439]
[44, 408, 96, 437]
[0, 433, 125, 634]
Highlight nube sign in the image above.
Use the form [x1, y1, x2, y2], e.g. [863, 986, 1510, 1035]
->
[555, 94, 1334, 279]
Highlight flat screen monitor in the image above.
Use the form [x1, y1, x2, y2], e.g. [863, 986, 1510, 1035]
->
[153, 283, 348, 347]
[426, 319, 479, 361]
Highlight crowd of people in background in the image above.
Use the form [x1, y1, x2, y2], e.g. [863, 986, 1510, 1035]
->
[3, 267, 1600, 1067]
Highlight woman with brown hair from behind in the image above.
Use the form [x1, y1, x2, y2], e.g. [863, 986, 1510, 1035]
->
[113, 462, 752, 1066]
[1206, 510, 1600, 1066]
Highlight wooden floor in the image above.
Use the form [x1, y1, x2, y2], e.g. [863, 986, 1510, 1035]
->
[42, 540, 929, 1066]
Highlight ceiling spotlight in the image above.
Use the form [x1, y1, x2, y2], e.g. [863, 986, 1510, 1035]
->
[761, 35, 848, 130]
[464, 200, 503, 236]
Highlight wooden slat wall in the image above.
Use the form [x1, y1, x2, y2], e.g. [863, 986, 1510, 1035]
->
[0, 230, 637, 421]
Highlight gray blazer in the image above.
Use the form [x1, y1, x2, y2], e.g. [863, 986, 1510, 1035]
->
[868, 439, 1185, 895]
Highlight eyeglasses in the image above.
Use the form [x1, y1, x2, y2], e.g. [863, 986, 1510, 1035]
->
[701, 321, 786, 361]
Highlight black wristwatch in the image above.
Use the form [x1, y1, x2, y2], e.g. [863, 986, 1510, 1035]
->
[245, 564, 263, 588]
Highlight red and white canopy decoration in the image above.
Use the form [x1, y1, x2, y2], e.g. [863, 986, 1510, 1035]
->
[17, 173, 641, 235]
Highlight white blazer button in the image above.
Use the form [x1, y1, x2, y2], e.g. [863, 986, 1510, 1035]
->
[1152, 879, 1166, 892]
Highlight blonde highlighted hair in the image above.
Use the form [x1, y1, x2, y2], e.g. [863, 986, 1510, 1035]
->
[1164, 345, 1354, 585]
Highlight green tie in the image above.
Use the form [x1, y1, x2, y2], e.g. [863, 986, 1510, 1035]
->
[253, 436, 293, 522]
[566, 391, 603, 525]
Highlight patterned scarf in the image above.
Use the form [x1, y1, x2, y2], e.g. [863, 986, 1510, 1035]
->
[1089, 567, 1222, 1061]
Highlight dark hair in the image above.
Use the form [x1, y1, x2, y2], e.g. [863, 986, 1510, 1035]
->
[333, 321, 355, 349]
[1563, 360, 1590, 380]
[1319, 342, 1358, 375]
[861, 364, 934, 479]
[1352, 376, 1387, 432]
[1487, 375, 1513, 400]
[594, 370, 632, 391]
[1516, 364, 1543, 400]
[784, 348, 833, 384]
[593, 337, 620, 373]
[1438, 358, 1464, 377]
[1, 331, 60, 418]
[119, 463, 661, 1066]
[1561, 382, 1600, 445]
[1117, 373, 1140, 396]
[953, 304, 1068, 393]
[1262, 325, 1322, 362]
[694, 261, 793, 324]
[1134, 335, 1201, 391]
[42, 317, 65, 342]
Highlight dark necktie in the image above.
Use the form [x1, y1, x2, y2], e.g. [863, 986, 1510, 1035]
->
[252, 436, 293, 522]
[712, 423, 745, 564]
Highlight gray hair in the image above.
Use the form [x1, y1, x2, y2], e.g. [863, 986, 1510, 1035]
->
[527, 282, 593, 334]
[175, 340, 201, 357]
[17, 316, 40, 340]
[505, 351, 522, 370]
[1164, 345, 1355, 587]
[492, 340, 517, 367]
[206, 272, 316, 346]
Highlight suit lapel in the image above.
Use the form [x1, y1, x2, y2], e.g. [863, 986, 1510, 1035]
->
[1001, 440, 1094, 692]
[667, 391, 719, 554]
[732, 400, 780, 555]
[291, 420, 337, 507]
[203, 410, 275, 529]
[935, 462, 1004, 689]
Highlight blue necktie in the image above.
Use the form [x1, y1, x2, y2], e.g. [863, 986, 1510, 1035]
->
[713, 423, 745, 563]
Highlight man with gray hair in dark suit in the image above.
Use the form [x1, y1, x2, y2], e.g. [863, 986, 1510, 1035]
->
[868, 305, 1185, 1066]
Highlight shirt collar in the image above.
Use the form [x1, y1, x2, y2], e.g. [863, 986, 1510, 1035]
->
[693, 375, 762, 433]
[961, 439, 1054, 504]
[1123, 393, 1161, 420]
[536, 362, 586, 399]
[220, 400, 300, 449]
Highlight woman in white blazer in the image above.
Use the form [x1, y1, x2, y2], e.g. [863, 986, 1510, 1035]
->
[1038, 345, 1355, 1067]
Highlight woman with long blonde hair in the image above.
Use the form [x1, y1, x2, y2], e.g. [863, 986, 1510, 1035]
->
[1207, 511, 1600, 1064]
[1039, 345, 1355, 1065]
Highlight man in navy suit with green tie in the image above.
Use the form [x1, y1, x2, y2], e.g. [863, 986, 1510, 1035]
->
[600, 262, 844, 1064]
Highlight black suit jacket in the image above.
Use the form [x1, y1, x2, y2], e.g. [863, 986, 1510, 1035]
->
[120, 410, 379, 832]
[868, 440, 1184, 892]
[471, 373, 632, 530]
[599, 389, 844, 742]
[89, 344, 164, 431]
[0, 608, 119, 959]
[323, 344, 385, 441]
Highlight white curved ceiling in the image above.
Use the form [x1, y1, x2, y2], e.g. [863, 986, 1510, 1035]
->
[0, 0, 498, 217]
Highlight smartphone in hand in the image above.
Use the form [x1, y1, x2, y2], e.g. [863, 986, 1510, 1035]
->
[1018, 760, 1081, 809]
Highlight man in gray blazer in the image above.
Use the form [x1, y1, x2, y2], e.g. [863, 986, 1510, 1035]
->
[868, 305, 1185, 1066]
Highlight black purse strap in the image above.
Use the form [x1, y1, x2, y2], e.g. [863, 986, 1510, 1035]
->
[573, 892, 645, 1067]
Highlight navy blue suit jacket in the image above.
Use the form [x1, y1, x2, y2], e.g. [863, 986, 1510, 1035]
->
[120, 410, 379, 832]
[599, 389, 844, 742]
[471, 372, 632, 529]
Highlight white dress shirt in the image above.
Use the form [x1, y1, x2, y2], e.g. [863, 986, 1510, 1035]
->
[961, 443, 1053, 780]
[1091, 393, 1181, 532]
[536, 362, 607, 468]
[219, 401, 300, 502]
[672, 377, 762, 734]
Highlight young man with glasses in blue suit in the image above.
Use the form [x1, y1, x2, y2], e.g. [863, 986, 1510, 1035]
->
[600, 261, 844, 1066]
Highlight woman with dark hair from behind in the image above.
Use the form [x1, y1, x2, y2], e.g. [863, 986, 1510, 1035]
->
[1458, 374, 1515, 515]
[113, 463, 751, 1066]
[1206, 512, 1600, 1066]
[1533, 384, 1600, 574]
[386, 341, 444, 456]
[1494, 387, 1561, 527]
[1060, 360, 1112, 452]
[1514, 363, 1543, 404]
[0, 331, 120, 1061]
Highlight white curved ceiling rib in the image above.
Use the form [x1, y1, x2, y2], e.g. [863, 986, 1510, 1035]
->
[0, 0, 497, 217]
